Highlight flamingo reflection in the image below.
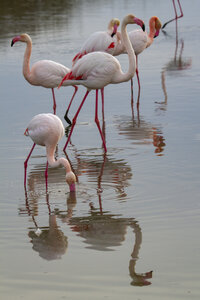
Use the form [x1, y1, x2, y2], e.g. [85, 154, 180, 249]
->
[58, 202, 152, 285]
[19, 166, 77, 261]
[115, 114, 166, 156]
[158, 26, 192, 108]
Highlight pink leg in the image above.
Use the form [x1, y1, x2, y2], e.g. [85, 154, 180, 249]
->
[101, 88, 105, 122]
[162, 0, 183, 29]
[51, 88, 56, 114]
[63, 90, 90, 152]
[136, 56, 141, 106]
[24, 143, 36, 188]
[64, 86, 78, 125]
[95, 90, 107, 153]
[45, 161, 48, 193]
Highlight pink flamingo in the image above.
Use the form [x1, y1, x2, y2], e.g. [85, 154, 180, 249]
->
[64, 18, 121, 124]
[58, 14, 145, 153]
[162, 0, 183, 29]
[113, 16, 162, 107]
[72, 18, 121, 64]
[11, 33, 78, 115]
[24, 113, 76, 192]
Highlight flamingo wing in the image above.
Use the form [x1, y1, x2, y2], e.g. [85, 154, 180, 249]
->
[27, 114, 64, 146]
[30, 60, 70, 87]
[72, 31, 118, 64]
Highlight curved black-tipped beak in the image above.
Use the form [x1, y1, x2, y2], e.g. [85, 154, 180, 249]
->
[142, 24, 145, 31]
[11, 40, 14, 47]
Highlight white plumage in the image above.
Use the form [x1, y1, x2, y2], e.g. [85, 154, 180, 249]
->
[24, 113, 76, 192]
[72, 18, 120, 65]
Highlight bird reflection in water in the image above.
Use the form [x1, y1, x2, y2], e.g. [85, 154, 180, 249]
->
[58, 202, 152, 286]
[65, 143, 133, 212]
[157, 11, 192, 109]
[19, 165, 77, 261]
[115, 114, 166, 156]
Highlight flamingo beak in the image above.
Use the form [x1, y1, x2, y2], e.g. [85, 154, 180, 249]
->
[134, 17, 145, 31]
[154, 29, 160, 38]
[11, 36, 21, 47]
[111, 23, 118, 37]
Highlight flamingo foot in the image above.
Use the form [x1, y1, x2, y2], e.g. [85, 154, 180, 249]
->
[64, 110, 72, 125]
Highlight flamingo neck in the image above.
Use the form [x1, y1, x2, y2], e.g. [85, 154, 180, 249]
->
[115, 18, 136, 83]
[46, 146, 72, 173]
[147, 19, 156, 47]
[23, 39, 32, 81]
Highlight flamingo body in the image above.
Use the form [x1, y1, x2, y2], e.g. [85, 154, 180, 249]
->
[24, 113, 76, 191]
[25, 60, 70, 88]
[65, 51, 125, 90]
[26, 113, 64, 147]
[72, 18, 120, 64]
[113, 16, 162, 56]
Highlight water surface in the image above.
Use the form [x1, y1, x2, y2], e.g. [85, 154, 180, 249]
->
[0, 0, 200, 299]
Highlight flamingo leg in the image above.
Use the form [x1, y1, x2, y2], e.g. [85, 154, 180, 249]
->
[24, 143, 36, 188]
[63, 90, 90, 152]
[101, 88, 105, 122]
[162, 0, 183, 29]
[95, 90, 107, 153]
[136, 56, 141, 107]
[51, 88, 56, 114]
[45, 161, 48, 192]
[64, 85, 78, 125]
[131, 78, 134, 109]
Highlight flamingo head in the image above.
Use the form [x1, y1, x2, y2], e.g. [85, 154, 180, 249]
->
[126, 14, 145, 31]
[66, 171, 76, 192]
[149, 17, 162, 38]
[11, 33, 31, 47]
[110, 18, 120, 37]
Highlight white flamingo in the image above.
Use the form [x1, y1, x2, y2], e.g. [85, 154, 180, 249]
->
[72, 18, 121, 64]
[58, 14, 145, 153]
[24, 113, 76, 192]
[113, 16, 162, 106]
[64, 18, 121, 124]
[11, 33, 78, 115]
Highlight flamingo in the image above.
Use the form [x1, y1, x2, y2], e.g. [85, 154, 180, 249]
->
[24, 113, 76, 192]
[11, 33, 78, 115]
[72, 18, 121, 65]
[58, 14, 145, 153]
[162, 0, 183, 29]
[64, 18, 121, 125]
[113, 16, 162, 107]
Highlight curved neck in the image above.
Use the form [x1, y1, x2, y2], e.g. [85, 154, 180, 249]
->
[147, 19, 156, 47]
[23, 39, 32, 81]
[46, 146, 72, 173]
[115, 18, 136, 83]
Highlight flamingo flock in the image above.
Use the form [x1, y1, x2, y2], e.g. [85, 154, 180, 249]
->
[11, 8, 182, 190]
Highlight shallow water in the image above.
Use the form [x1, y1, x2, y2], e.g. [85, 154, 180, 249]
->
[0, 0, 200, 299]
